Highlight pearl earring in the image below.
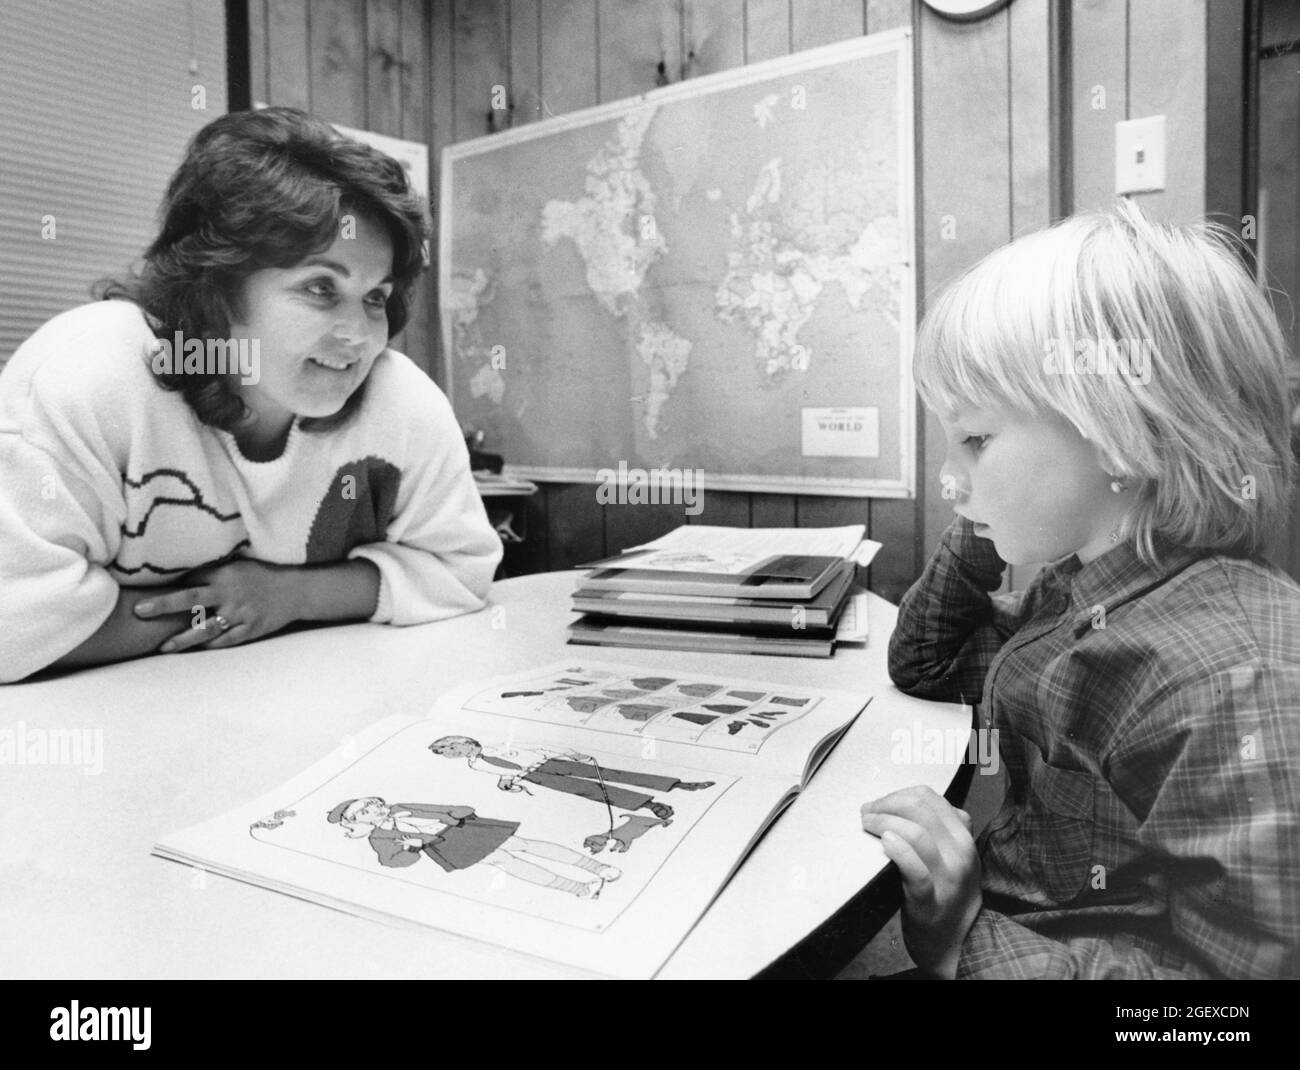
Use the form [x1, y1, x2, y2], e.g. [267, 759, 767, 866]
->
[1106, 475, 1130, 542]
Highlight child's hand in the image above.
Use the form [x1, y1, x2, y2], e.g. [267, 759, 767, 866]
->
[861, 786, 982, 979]
[133, 560, 302, 653]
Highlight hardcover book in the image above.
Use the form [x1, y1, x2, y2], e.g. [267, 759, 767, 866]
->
[572, 559, 857, 628]
[566, 617, 838, 657]
[578, 553, 845, 600]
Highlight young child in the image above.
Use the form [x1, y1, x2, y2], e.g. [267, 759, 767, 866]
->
[0, 108, 502, 681]
[863, 200, 1300, 978]
[327, 796, 621, 899]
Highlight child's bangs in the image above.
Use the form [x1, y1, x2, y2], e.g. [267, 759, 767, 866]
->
[914, 240, 1064, 422]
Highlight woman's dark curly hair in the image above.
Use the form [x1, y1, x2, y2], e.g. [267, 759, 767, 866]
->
[99, 106, 429, 432]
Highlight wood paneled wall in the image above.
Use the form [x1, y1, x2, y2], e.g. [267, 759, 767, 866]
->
[1259, 0, 1300, 579]
[244, 1, 1282, 598]
[1071, 0, 1208, 222]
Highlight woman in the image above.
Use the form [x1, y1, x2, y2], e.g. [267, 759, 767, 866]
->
[0, 107, 502, 683]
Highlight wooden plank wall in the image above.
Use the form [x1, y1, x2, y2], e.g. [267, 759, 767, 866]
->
[1260, 0, 1300, 371]
[243, 2, 1284, 596]
[1071, 0, 1207, 222]
[1259, 0, 1300, 579]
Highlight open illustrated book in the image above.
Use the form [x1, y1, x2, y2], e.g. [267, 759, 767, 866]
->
[154, 660, 872, 979]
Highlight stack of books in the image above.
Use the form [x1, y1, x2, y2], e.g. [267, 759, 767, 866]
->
[566, 525, 880, 658]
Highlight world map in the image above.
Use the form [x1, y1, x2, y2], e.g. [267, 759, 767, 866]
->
[442, 34, 914, 495]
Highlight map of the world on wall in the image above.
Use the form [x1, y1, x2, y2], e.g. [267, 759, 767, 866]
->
[441, 31, 915, 497]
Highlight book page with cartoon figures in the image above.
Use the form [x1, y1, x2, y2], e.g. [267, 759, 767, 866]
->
[446, 660, 870, 784]
[155, 662, 870, 978]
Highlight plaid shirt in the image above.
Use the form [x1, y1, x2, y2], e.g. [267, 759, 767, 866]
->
[888, 516, 1300, 978]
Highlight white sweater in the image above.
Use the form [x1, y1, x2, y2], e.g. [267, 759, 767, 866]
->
[0, 301, 502, 682]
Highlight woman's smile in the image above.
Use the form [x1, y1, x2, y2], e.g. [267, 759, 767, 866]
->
[308, 355, 359, 372]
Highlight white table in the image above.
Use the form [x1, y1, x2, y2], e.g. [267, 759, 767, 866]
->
[0, 572, 968, 979]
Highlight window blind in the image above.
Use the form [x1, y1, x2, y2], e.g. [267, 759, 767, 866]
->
[0, 0, 227, 365]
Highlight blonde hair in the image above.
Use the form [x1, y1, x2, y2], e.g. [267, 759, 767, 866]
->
[915, 200, 1295, 564]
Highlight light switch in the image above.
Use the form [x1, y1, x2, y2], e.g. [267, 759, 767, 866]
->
[1115, 115, 1166, 195]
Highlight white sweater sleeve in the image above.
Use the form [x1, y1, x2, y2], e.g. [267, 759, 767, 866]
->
[346, 363, 502, 625]
[0, 435, 123, 682]
[0, 313, 135, 682]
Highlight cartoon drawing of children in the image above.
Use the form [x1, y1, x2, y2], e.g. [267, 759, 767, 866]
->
[427, 736, 714, 821]
[327, 797, 621, 898]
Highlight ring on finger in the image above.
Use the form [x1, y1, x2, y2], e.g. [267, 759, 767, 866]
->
[212, 614, 232, 632]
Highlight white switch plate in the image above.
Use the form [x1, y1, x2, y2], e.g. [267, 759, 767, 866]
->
[1115, 115, 1167, 194]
